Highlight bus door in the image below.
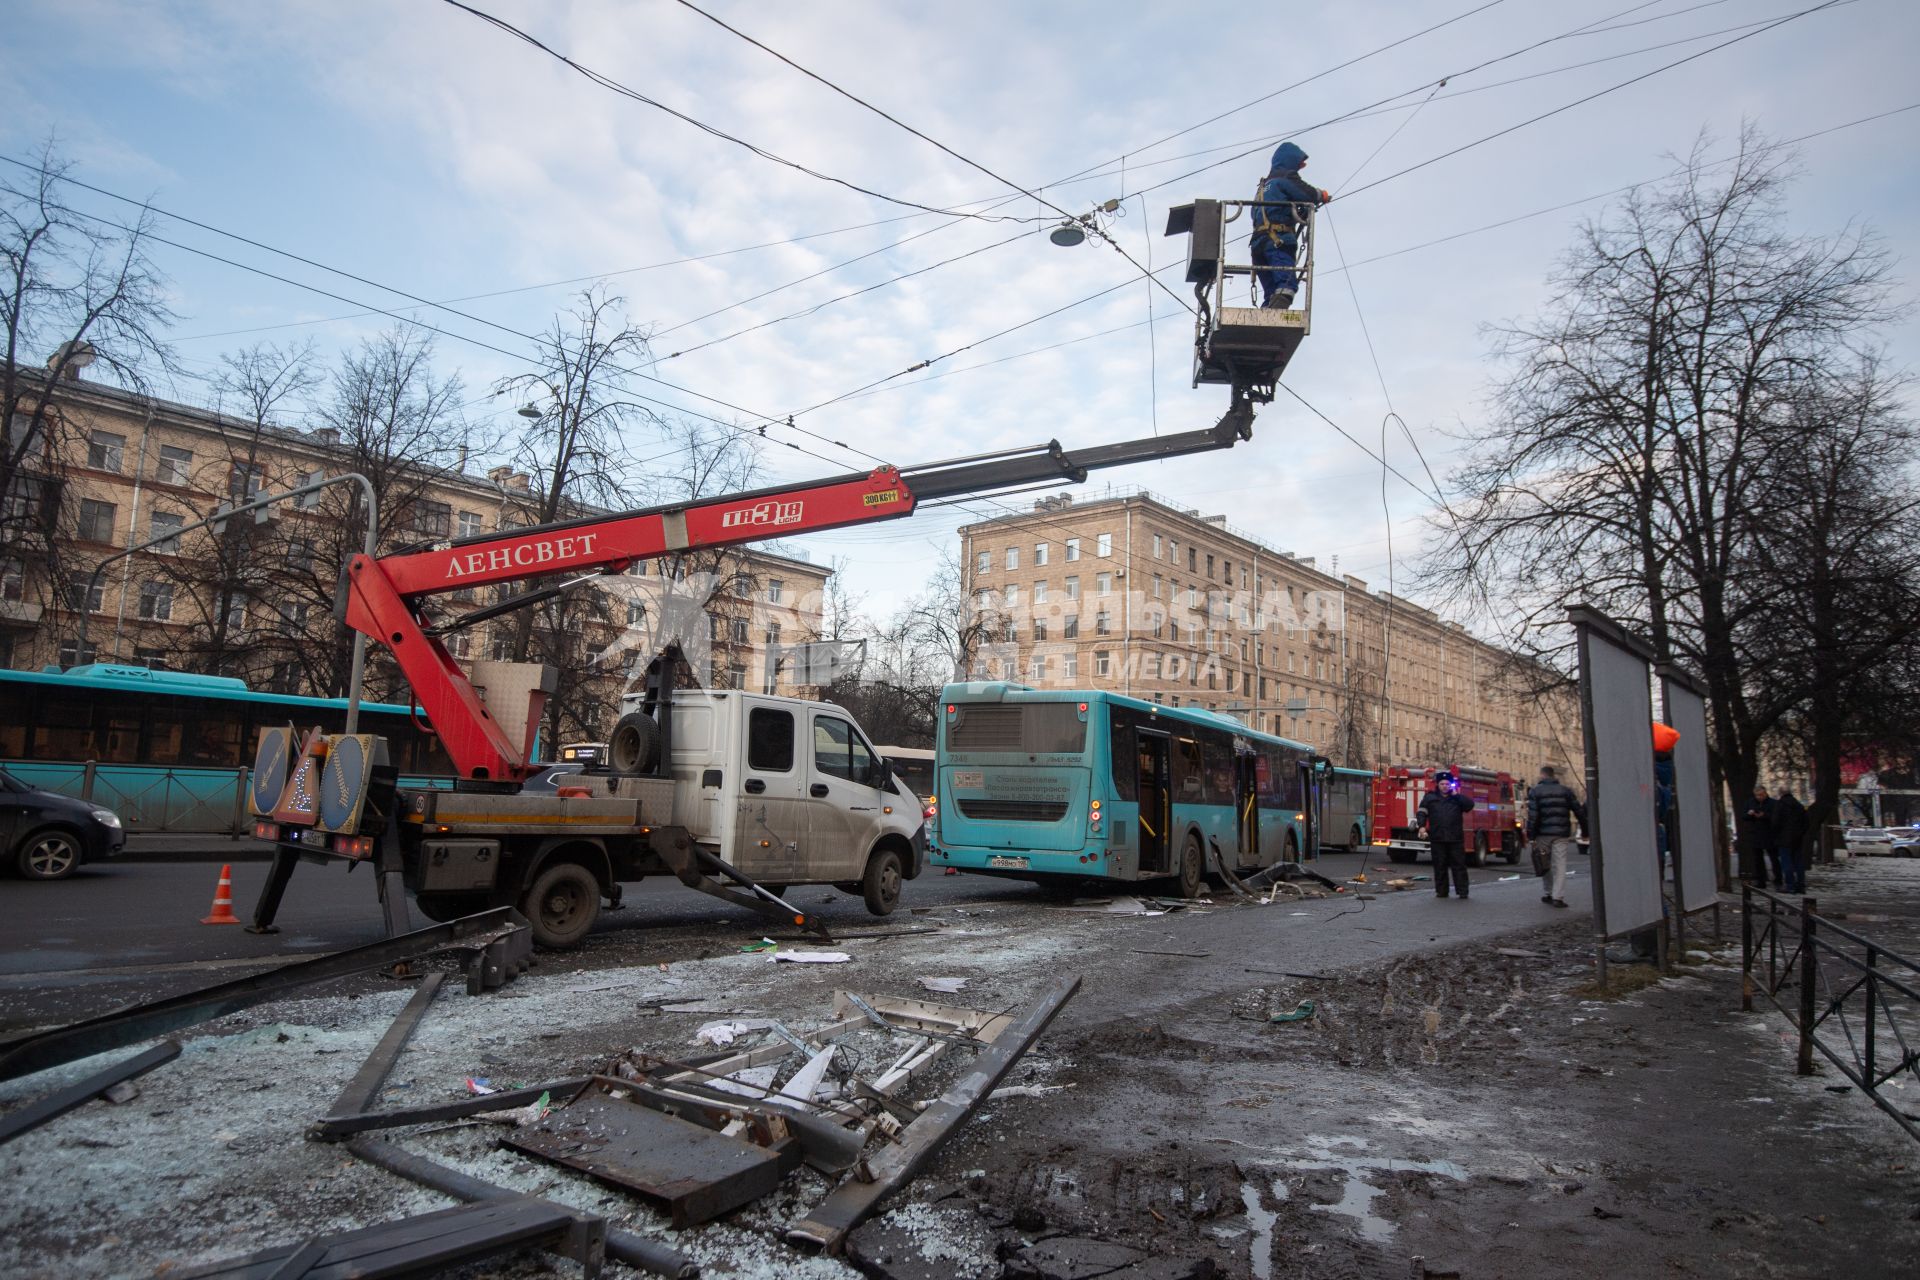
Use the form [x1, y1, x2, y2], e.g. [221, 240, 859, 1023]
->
[1236, 752, 1260, 861]
[1296, 759, 1318, 862]
[1135, 731, 1172, 874]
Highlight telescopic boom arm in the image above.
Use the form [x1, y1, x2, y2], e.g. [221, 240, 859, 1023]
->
[345, 399, 1254, 781]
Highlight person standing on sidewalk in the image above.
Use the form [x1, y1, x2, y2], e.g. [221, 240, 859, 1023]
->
[1744, 787, 1780, 888]
[1526, 763, 1586, 909]
[1418, 771, 1476, 900]
[1773, 788, 1811, 893]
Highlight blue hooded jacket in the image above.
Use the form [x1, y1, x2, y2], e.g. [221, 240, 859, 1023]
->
[1253, 142, 1324, 239]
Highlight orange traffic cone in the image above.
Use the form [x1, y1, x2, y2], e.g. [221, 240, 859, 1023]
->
[201, 864, 241, 925]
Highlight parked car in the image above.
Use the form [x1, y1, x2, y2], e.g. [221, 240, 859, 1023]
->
[0, 766, 125, 879]
[518, 765, 583, 794]
[1844, 825, 1920, 858]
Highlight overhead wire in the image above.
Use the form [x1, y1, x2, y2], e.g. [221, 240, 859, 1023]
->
[438, 0, 1037, 225]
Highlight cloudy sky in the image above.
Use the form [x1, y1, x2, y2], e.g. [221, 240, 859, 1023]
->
[4, 0, 1915, 626]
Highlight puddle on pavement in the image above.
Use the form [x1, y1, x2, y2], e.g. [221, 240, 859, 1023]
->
[1240, 1178, 1282, 1280]
[1255, 1134, 1467, 1245]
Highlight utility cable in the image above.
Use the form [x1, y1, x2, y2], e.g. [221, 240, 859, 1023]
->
[1339, 0, 1849, 200]
[439, 0, 1034, 225]
[668, 0, 1194, 319]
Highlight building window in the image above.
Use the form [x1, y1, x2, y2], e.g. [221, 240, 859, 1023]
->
[277, 600, 310, 630]
[732, 575, 752, 599]
[626, 600, 646, 625]
[1097, 533, 1112, 557]
[57, 641, 97, 667]
[87, 430, 126, 472]
[411, 500, 452, 538]
[1004, 583, 1020, 608]
[1034, 580, 1048, 604]
[447, 632, 472, 659]
[1033, 620, 1048, 642]
[1065, 537, 1080, 561]
[1096, 572, 1112, 596]
[489, 637, 511, 662]
[133, 647, 168, 669]
[1095, 650, 1111, 677]
[294, 469, 326, 508]
[730, 618, 750, 644]
[1063, 614, 1079, 639]
[137, 579, 174, 621]
[77, 498, 116, 543]
[1152, 574, 1162, 599]
[268, 663, 298, 695]
[1028, 654, 1048, 683]
[223, 592, 248, 632]
[229, 463, 266, 501]
[1001, 619, 1017, 643]
[1062, 652, 1078, 680]
[0, 558, 21, 601]
[67, 571, 104, 613]
[766, 621, 781, 645]
[586, 642, 607, 667]
[1187, 545, 1197, 571]
[149, 510, 184, 554]
[1034, 542, 1049, 567]
[976, 550, 990, 575]
[1064, 575, 1080, 599]
[1095, 610, 1111, 636]
[156, 445, 192, 485]
[287, 537, 316, 572]
[768, 578, 784, 603]
[1005, 546, 1019, 571]
[1187, 586, 1199, 608]
[1206, 554, 1215, 578]
[457, 510, 484, 539]
[728, 662, 748, 689]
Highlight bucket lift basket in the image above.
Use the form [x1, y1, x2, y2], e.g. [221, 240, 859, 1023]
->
[1165, 198, 1315, 403]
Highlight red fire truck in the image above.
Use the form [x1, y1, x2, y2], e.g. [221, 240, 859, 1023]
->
[1369, 765, 1524, 867]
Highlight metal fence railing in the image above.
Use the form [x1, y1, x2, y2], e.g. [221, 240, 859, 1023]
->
[1741, 883, 1920, 1142]
[4, 760, 250, 835]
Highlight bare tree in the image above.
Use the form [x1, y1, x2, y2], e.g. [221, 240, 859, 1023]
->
[2, 139, 177, 614]
[1423, 125, 1902, 812]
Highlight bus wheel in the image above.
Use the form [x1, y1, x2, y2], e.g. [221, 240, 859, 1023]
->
[862, 849, 903, 916]
[1470, 834, 1490, 869]
[523, 861, 600, 949]
[1350, 824, 1365, 852]
[1176, 836, 1205, 899]
[414, 892, 488, 922]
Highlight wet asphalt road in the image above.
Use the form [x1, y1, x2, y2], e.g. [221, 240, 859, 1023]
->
[0, 845, 1582, 1034]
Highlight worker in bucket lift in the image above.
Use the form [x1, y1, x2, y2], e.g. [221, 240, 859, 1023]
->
[1250, 141, 1330, 309]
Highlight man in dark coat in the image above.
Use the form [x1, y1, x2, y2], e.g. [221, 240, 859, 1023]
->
[1744, 787, 1779, 888]
[1250, 142, 1330, 309]
[1773, 789, 1811, 893]
[1526, 764, 1586, 909]
[1419, 771, 1477, 900]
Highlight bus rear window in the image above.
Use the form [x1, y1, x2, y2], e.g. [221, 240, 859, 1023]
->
[948, 703, 1087, 754]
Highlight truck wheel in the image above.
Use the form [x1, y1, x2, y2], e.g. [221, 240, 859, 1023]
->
[523, 862, 601, 948]
[862, 849, 903, 916]
[1176, 835, 1205, 899]
[1502, 837, 1522, 865]
[1470, 834, 1489, 869]
[608, 712, 660, 776]
[414, 892, 488, 922]
[1387, 847, 1418, 865]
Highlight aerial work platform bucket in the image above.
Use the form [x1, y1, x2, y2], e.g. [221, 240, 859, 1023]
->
[1165, 197, 1315, 402]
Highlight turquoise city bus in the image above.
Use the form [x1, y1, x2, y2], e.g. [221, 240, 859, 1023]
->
[0, 665, 451, 830]
[930, 682, 1316, 895]
[1319, 765, 1377, 850]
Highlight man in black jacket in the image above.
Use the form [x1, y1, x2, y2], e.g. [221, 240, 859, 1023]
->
[1419, 772, 1477, 900]
[1744, 788, 1779, 888]
[1526, 764, 1586, 908]
[1773, 789, 1811, 893]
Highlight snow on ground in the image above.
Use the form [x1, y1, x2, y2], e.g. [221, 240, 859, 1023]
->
[0, 900, 1094, 1278]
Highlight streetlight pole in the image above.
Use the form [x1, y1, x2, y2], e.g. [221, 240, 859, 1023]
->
[74, 471, 379, 732]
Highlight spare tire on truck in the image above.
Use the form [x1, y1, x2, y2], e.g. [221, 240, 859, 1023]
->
[608, 711, 660, 776]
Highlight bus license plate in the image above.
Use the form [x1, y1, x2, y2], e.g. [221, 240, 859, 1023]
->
[989, 855, 1030, 870]
[951, 770, 984, 789]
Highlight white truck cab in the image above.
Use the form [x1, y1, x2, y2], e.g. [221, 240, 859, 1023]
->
[624, 687, 927, 913]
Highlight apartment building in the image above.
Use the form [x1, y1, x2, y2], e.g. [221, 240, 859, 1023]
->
[958, 490, 1581, 779]
[1, 365, 831, 740]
